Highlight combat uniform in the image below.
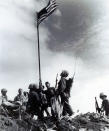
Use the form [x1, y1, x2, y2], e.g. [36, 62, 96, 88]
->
[27, 85, 43, 118]
[0, 95, 8, 105]
[44, 87, 55, 107]
[102, 99, 109, 116]
[14, 94, 25, 105]
[57, 76, 73, 116]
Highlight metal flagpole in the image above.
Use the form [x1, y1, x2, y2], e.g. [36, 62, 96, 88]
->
[36, 0, 57, 86]
[37, 23, 42, 86]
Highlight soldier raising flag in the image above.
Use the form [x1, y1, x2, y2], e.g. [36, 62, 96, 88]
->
[36, 0, 58, 86]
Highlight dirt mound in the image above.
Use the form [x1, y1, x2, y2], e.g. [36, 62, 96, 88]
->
[0, 112, 109, 131]
[72, 112, 109, 131]
[0, 115, 31, 131]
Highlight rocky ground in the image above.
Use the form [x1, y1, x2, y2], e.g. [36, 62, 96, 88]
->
[0, 112, 109, 131]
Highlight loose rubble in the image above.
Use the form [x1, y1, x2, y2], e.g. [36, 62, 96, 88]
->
[0, 112, 109, 131]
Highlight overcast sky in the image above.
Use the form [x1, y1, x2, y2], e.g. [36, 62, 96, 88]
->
[0, 0, 109, 113]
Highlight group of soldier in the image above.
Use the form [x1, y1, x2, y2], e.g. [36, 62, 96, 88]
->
[1, 70, 109, 121]
[0, 70, 74, 120]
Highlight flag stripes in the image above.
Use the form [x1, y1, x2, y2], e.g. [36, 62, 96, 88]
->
[37, 0, 57, 25]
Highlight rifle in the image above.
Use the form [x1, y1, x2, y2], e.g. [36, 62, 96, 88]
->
[72, 72, 75, 81]
[1, 105, 9, 117]
[55, 73, 58, 89]
[95, 97, 101, 113]
[72, 56, 77, 82]
[19, 104, 22, 120]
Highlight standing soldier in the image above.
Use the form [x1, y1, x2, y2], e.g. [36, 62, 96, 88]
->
[14, 88, 26, 119]
[57, 70, 69, 104]
[44, 82, 55, 116]
[100, 93, 109, 117]
[56, 70, 69, 118]
[14, 88, 25, 105]
[63, 78, 74, 116]
[26, 84, 42, 119]
[57, 70, 73, 117]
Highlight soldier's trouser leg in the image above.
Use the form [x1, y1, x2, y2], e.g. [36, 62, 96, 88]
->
[37, 112, 44, 120]
[44, 107, 50, 116]
[40, 105, 50, 117]
[105, 110, 109, 117]
[63, 102, 73, 116]
[34, 106, 43, 120]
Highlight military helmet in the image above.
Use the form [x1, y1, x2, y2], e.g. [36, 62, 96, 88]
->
[18, 88, 23, 92]
[1, 88, 7, 93]
[99, 92, 107, 98]
[45, 81, 50, 85]
[32, 84, 38, 89]
[28, 83, 38, 90]
[60, 70, 69, 77]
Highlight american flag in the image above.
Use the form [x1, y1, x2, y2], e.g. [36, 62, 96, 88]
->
[37, 0, 58, 25]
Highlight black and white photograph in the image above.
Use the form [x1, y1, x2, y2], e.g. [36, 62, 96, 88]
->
[0, 0, 109, 130]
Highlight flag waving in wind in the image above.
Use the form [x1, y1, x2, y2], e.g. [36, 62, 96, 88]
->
[37, 0, 58, 26]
